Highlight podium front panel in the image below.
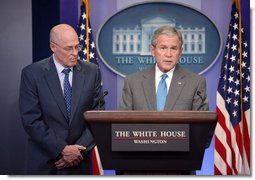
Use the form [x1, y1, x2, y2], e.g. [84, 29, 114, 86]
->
[85, 111, 217, 171]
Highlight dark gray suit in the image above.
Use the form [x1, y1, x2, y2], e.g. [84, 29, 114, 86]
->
[119, 64, 208, 111]
[19, 56, 103, 174]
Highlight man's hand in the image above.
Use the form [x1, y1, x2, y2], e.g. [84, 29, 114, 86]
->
[55, 144, 86, 169]
[54, 157, 70, 169]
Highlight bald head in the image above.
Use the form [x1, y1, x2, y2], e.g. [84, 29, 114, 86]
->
[49, 24, 79, 68]
[50, 24, 78, 45]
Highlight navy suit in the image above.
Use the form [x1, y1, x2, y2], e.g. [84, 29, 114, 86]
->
[19, 56, 103, 174]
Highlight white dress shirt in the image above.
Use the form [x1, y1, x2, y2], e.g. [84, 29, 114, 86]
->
[53, 55, 73, 94]
[155, 64, 175, 94]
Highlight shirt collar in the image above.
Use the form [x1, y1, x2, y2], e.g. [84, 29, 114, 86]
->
[53, 54, 73, 74]
[155, 64, 175, 79]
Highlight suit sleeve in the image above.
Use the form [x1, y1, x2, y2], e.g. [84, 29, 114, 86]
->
[19, 68, 66, 159]
[75, 66, 103, 148]
[192, 77, 209, 111]
[118, 77, 133, 110]
[91, 66, 105, 110]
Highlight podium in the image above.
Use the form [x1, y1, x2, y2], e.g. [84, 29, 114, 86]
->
[84, 111, 218, 174]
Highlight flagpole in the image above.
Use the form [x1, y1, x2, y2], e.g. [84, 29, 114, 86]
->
[82, 0, 90, 62]
[237, 0, 245, 173]
[233, 0, 244, 172]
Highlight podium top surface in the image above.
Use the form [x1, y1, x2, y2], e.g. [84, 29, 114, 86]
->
[84, 111, 218, 124]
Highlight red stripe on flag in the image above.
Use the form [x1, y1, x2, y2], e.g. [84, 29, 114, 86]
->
[243, 114, 250, 167]
[92, 148, 100, 175]
[215, 136, 226, 166]
[233, 121, 243, 165]
[215, 107, 232, 174]
[214, 165, 221, 175]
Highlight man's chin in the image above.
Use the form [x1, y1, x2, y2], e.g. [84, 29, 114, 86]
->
[162, 65, 174, 72]
[66, 62, 77, 68]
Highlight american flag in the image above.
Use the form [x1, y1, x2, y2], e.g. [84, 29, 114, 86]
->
[77, 0, 103, 175]
[214, 0, 250, 175]
[77, 0, 99, 65]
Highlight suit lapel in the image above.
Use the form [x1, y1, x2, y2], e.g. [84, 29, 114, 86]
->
[70, 62, 84, 122]
[165, 65, 186, 110]
[142, 67, 157, 110]
[43, 57, 69, 121]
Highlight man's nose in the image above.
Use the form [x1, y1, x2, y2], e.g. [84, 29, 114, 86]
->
[165, 48, 172, 57]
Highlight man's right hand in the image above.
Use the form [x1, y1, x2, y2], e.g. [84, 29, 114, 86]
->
[55, 144, 86, 169]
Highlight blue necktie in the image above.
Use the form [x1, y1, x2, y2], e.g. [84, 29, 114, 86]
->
[62, 68, 72, 119]
[157, 74, 168, 111]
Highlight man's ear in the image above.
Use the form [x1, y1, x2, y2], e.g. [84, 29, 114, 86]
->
[150, 44, 155, 56]
[50, 42, 56, 52]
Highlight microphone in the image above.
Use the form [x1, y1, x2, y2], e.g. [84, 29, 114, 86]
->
[197, 91, 207, 103]
[102, 91, 108, 97]
[197, 91, 203, 101]
[98, 91, 108, 109]
[80, 142, 96, 157]
[196, 91, 208, 110]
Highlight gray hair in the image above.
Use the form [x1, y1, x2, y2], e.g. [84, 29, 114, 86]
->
[151, 26, 183, 47]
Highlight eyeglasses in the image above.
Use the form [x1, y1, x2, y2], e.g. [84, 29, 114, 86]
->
[51, 41, 80, 53]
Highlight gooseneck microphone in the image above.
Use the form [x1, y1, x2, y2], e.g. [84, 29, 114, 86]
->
[98, 90, 108, 109]
[197, 91, 204, 101]
[102, 91, 108, 98]
[80, 142, 96, 157]
[196, 91, 208, 110]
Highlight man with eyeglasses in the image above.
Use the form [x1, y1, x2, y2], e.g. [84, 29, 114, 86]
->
[19, 24, 104, 174]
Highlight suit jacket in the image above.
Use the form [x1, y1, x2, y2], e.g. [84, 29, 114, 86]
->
[19, 56, 103, 174]
[118, 64, 209, 111]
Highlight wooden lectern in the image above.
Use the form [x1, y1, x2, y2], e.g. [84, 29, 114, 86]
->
[84, 111, 218, 175]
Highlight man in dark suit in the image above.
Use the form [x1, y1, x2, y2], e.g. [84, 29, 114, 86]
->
[119, 26, 208, 111]
[19, 24, 104, 174]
